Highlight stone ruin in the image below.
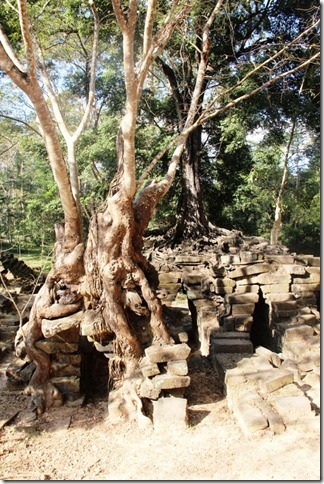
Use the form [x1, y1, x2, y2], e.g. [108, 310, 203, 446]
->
[0, 231, 320, 434]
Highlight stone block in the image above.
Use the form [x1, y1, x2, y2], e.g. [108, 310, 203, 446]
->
[291, 283, 320, 292]
[175, 255, 203, 264]
[276, 265, 307, 276]
[50, 363, 80, 377]
[293, 273, 320, 284]
[153, 374, 190, 390]
[259, 369, 294, 393]
[51, 376, 80, 394]
[257, 272, 291, 285]
[273, 395, 313, 424]
[214, 277, 236, 287]
[229, 263, 272, 279]
[239, 251, 259, 263]
[232, 303, 255, 315]
[254, 346, 282, 367]
[283, 324, 314, 342]
[167, 359, 188, 376]
[213, 331, 250, 340]
[141, 363, 160, 378]
[280, 359, 301, 383]
[177, 332, 189, 343]
[139, 378, 161, 400]
[223, 315, 253, 332]
[264, 254, 295, 264]
[158, 272, 182, 284]
[235, 284, 259, 293]
[225, 293, 259, 304]
[265, 293, 295, 302]
[233, 401, 268, 435]
[153, 397, 188, 430]
[262, 284, 290, 294]
[145, 343, 191, 363]
[213, 338, 253, 354]
[256, 400, 285, 434]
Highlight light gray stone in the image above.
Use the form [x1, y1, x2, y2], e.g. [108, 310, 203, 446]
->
[145, 343, 191, 363]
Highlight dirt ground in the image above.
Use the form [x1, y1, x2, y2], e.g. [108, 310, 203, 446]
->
[0, 346, 320, 482]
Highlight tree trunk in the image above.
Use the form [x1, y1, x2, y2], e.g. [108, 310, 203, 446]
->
[173, 127, 209, 242]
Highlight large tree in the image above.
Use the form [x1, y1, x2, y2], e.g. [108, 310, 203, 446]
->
[0, 0, 319, 415]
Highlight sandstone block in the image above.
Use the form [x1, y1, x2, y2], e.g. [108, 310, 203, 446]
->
[213, 331, 250, 340]
[293, 273, 320, 284]
[141, 363, 160, 378]
[153, 374, 190, 390]
[291, 283, 320, 292]
[153, 397, 188, 430]
[139, 378, 161, 400]
[256, 400, 285, 434]
[259, 369, 294, 393]
[145, 343, 191, 363]
[254, 346, 281, 367]
[257, 272, 291, 285]
[223, 315, 253, 332]
[273, 395, 313, 424]
[232, 303, 255, 315]
[239, 251, 259, 263]
[233, 402, 268, 435]
[283, 324, 314, 342]
[51, 376, 80, 394]
[167, 359, 188, 376]
[276, 265, 307, 275]
[175, 255, 202, 264]
[262, 284, 290, 294]
[264, 254, 295, 264]
[214, 277, 236, 287]
[235, 285, 259, 293]
[225, 293, 259, 304]
[213, 338, 253, 354]
[229, 263, 271, 279]
[50, 363, 80, 377]
[177, 332, 189, 343]
[265, 293, 295, 302]
[158, 272, 182, 284]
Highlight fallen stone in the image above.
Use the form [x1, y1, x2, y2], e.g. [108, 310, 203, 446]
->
[167, 359, 188, 376]
[254, 346, 282, 367]
[273, 395, 314, 424]
[145, 343, 191, 363]
[139, 378, 161, 400]
[228, 263, 272, 279]
[153, 397, 188, 430]
[259, 369, 294, 394]
[256, 400, 285, 434]
[233, 401, 268, 435]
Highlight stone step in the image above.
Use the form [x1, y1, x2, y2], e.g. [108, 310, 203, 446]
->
[212, 338, 253, 354]
[211, 331, 250, 340]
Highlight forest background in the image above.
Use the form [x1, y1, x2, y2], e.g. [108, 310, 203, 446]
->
[0, 0, 320, 261]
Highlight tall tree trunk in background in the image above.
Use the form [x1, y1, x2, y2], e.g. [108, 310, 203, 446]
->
[270, 121, 296, 246]
[173, 125, 209, 242]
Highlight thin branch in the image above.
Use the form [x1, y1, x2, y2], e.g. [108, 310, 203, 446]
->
[0, 113, 42, 137]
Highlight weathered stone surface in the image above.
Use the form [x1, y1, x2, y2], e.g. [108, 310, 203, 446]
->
[256, 400, 285, 434]
[293, 273, 320, 284]
[273, 395, 313, 424]
[225, 293, 259, 304]
[50, 363, 80, 377]
[235, 285, 259, 294]
[257, 273, 291, 285]
[233, 401, 268, 435]
[214, 277, 236, 287]
[254, 346, 281, 367]
[158, 272, 182, 284]
[213, 331, 250, 340]
[153, 397, 188, 430]
[140, 363, 160, 378]
[153, 374, 190, 389]
[276, 264, 307, 275]
[228, 263, 271, 279]
[145, 343, 191, 363]
[231, 303, 255, 315]
[264, 254, 295, 264]
[259, 369, 294, 393]
[41, 311, 83, 338]
[51, 376, 80, 394]
[167, 359, 188, 376]
[223, 315, 253, 332]
[262, 284, 290, 294]
[177, 332, 189, 343]
[35, 340, 78, 354]
[213, 338, 253, 354]
[283, 324, 314, 342]
[291, 283, 320, 293]
[175, 255, 202, 264]
[265, 292, 295, 302]
[139, 378, 161, 399]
